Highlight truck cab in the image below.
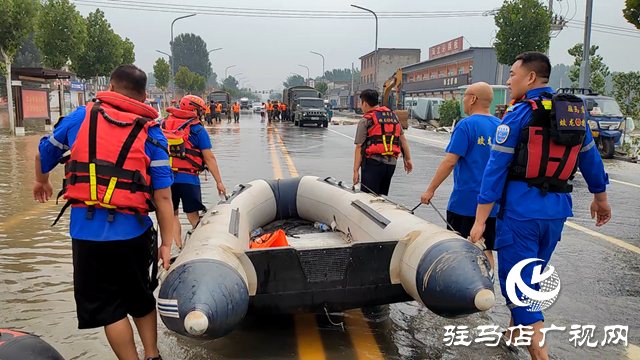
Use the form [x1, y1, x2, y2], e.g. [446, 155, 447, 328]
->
[293, 97, 328, 128]
[240, 97, 250, 110]
[557, 88, 625, 159]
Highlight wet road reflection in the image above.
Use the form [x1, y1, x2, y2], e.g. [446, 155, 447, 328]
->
[0, 113, 638, 359]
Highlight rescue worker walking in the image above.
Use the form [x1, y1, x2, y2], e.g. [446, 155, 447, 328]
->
[161, 95, 227, 248]
[420, 82, 500, 268]
[33, 65, 174, 360]
[267, 100, 273, 122]
[470, 52, 611, 360]
[205, 101, 213, 125]
[260, 103, 266, 122]
[281, 102, 288, 121]
[276, 101, 282, 121]
[226, 102, 232, 123]
[215, 102, 222, 123]
[233, 102, 240, 123]
[353, 89, 413, 195]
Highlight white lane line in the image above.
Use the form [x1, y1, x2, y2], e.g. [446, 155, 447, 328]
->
[404, 133, 450, 147]
[576, 171, 640, 189]
[327, 126, 640, 256]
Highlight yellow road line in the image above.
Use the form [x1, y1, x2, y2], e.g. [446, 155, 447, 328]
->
[0, 201, 58, 232]
[272, 126, 299, 178]
[294, 313, 326, 360]
[344, 309, 385, 360]
[267, 127, 283, 179]
[565, 221, 640, 255]
[627, 343, 640, 360]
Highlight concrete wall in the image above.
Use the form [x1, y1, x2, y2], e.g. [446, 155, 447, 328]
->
[376, 50, 421, 91]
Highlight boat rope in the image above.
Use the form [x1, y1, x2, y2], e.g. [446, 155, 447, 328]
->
[324, 307, 345, 331]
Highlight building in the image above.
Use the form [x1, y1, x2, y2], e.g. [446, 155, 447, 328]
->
[356, 48, 421, 108]
[401, 37, 510, 101]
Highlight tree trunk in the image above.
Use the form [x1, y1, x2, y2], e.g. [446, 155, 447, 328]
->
[2, 49, 15, 135]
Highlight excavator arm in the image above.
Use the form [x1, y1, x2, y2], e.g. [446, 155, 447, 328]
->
[382, 69, 408, 129]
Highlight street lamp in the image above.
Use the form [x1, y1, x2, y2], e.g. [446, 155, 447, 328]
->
[225, 65, 236, 78]
[208, 48, 222, 55]
[242, 80, 250, 88]
[233, 73, 243, 78]
[298, 64, 310, 86]
[351, 4, 378, 89]
[310, 51, 325, 85]
[156, 50, 171, 58]
[170, 14, 197, 98]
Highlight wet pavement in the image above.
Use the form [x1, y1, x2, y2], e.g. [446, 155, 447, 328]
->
[0, 112, 639, 360]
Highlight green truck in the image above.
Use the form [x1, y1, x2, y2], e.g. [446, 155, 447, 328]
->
[283, 86, 328, 127]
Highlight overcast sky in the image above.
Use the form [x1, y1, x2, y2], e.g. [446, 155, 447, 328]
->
[74, 0, 637, 91]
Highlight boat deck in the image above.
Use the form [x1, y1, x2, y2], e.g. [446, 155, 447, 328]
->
[286, 231, 351, 250]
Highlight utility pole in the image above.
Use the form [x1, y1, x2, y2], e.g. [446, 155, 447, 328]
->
[579, 0, 593, 89]
[170, 14, 196, 100]
[546, 0, 553, 56]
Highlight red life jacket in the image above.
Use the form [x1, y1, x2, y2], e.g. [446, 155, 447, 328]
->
[161, 107, 205, 175]
[508, 93, 587, 195]
[54, 91, 161, 226]
[364, 106, 402, 158]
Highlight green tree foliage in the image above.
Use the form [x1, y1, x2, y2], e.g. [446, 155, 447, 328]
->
[624, 0, 640, 29]
[153, 57, 170, 91]
[283, 74, 305, 88]
[494, 0, 551, 65]
[120, 36, 135, 64]
[71, 9, 122, 80]
[438, 100, 461, 127]
[270, 92, 283, 101]
[171, 33, 211, 78]
[207, 73, 218, 89]
[315, 82, 328, 95]
[612, 71, 640, 117]
[323, 68, 361, 83]
[35, 0, 86, 69]
[222, 76, 239, 91]
[567, 44, 610, 95]
[174, 65, 205, 94]
[0, 0, 39, 130]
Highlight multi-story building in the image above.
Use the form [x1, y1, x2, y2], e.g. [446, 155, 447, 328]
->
[401, 37, 509, 100]
[356, 48, 421, 108]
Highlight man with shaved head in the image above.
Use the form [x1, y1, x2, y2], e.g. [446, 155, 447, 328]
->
[421, 82, 500, 268]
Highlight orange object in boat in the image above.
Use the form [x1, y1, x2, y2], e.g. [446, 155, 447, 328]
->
[250, 229, 289, 249]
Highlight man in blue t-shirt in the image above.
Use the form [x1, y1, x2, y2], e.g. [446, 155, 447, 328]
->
[33, 65, 173, 360]
[421, 82, 500, 268]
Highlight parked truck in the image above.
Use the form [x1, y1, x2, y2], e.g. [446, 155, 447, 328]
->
[208, 91, 231, 114]
[283, 86, 328, 127]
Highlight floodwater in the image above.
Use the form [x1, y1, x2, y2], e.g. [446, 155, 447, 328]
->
[0, 113, 639, 360]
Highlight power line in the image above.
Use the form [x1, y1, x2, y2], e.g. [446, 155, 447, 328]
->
[71, 0, 489, 19]
[571, 20, 640, 35]
[566, 25, 640, 39]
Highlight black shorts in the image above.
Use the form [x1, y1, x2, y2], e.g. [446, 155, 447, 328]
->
[72, 227, 157, 329]
[172, 182, 205, 213]
[446, 211, 496, 251]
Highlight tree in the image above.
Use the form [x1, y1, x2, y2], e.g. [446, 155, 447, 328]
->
[612, 71, 640, 117]
[438, 100, 461, 127]
[324, 68, 360, 83]
[494, 0, 550, 65]
[0, 0, 39, 133]
[222, 76, 238, 91]
[174, 65, 195, 93]
[35, 0, 86, 70]
[270, 92, 283, 101]
[153, 58, 170, 91]
[71, 9, 122, 83]
[170, 33, 211, 78]
[567, 44, 610, 95]
[120, 36, 135, 64]
[1, 34, 43, 99]
[283, 74, 304, 88]
[624, 0, 640, 29]
[193, 74, 206, 95]
[207, 73, 218, 89]
[315, 82, 328, 95]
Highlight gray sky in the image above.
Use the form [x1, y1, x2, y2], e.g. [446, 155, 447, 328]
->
[74, 0, 638, 91]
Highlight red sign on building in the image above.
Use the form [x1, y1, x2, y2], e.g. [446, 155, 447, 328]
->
[22, 90, 49, 119]
[429, 37, 464, 60]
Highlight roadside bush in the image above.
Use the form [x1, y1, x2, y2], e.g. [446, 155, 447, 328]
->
[438, 100, 461, 127]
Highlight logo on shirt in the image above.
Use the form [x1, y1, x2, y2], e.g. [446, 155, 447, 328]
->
[506, 258, 561, 312]
[496, 125, 510, 144]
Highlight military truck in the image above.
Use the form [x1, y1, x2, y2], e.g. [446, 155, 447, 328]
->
[283, 86, 328, 127]
[208, 91, 231, 114]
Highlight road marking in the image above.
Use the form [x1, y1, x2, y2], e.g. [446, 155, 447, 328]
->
[326, 125, 640, 256]
[294, 313, 326, 360]
[327, 128, 356, 141]
[0, 201, 58, 232]
[267, 127, 283, 179]
[565, 221, 640, 255]
[404, 133, 450, 147]
[576, 171, 640, 189]
[272, 126, 299, 177]
[344, 309, 385, 360]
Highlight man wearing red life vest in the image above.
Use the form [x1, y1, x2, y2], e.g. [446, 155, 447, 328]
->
[470, 52, 611, 360]
[162, 95, 226, 249]
[33, 65, 173, 360]
[353, 89, 413, 195]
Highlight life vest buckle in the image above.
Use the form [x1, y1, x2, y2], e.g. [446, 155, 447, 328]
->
[86, 205, 95, 220]
[107, 209, 116, 222]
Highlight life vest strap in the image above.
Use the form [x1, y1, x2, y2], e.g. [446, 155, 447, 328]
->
[184, 148, 204, 159]
[65, 161, 149, 187]
[52, 199, 150, 227]
[63, 175, 152, 194]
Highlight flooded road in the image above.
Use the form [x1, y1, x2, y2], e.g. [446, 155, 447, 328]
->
[1, 113, 639, 360]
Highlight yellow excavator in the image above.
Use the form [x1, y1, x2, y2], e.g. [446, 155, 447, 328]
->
[382, 68, 409, 129]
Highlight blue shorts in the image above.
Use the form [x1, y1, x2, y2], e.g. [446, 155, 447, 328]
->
[495, 214, 565, 326]
[171, 183, 204, 214]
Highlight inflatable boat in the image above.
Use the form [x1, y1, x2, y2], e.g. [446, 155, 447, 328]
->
[159, 176, 494, 340]
[0, 329, 65, 360]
